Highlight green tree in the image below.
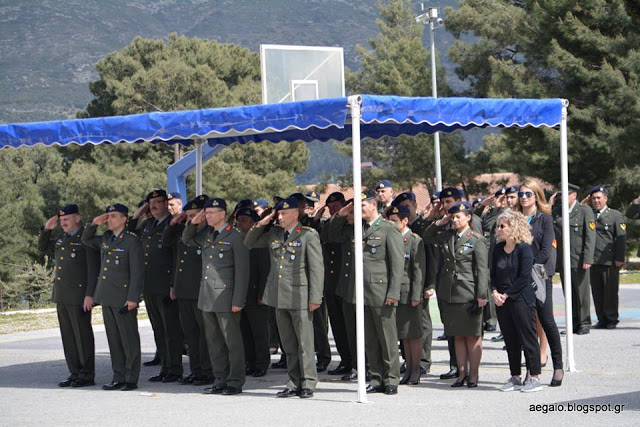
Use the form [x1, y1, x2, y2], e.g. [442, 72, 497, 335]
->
[446, 0, 640, 206]
[343, 0, 471, 193]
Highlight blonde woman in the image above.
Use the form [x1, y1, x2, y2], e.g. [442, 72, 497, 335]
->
[492, 209, 542, 392]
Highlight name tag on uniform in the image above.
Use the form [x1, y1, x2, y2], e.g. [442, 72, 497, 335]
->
[70, 242, 82, 246]
[113, 248, 125, 253]
[218, 241, 232, 246]
[288, 241, 302, 247]
[368, 236, 382, 241]
[463, 242, 474, 250]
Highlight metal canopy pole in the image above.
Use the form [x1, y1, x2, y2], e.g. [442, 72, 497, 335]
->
[194, 139, 204, 196]
[429, 14, 442, 191]
[348, 95, 367, 404]
[559, 100, 576, 372]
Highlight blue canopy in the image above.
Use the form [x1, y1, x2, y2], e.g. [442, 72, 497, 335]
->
[0, 95, 563, 148]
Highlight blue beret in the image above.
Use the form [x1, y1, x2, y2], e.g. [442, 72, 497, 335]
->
[236, 207, 259, 221]
[494, 187, 507, 197]
[589, 185, 607, 195]
[305, 191, 320, 203]
[235, 199, 254, 211]
[376, 180, 393, 190]
[184, 197, 206, 211]
[392, 191, 416, 206]
[326, 192, 345, 204]
[472, 197, 485, 205]
[448, 201, 472, 214]
[275, 197, 299, 211]
[386, 205, 410, 218]
[505, 185, 520, 194]
[440, 187, 464, 200]
[58, 204, 79, 216]
[105, 203, 128, 215]
[146, 189, 167, 201]
[254, 198, 269, 208]
[288, 193, 306, 203]
[204, 198, 227, 210]
[361, 189, 376, 201]
[431, 191, 440, 201]
[167, 192, 181, 201]
[273, 196, 284, 205]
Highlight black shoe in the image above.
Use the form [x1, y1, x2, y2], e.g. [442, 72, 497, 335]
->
[550, 371, 564, 387]
[271, 358, 287, 369]
[467, 379, 478, 388]
[436, 334, 448, 341]
[575, 327, 590, 335]
[407, 378, 420, 386]
[193, 375, 214, 386]
[252, 369, 267, 378]
[491, 334, 504, 342]
[328, 364, 351, 376]
[400, 362, 407, 374]
[71, 379, 95, 388]
[366, 385, 385, 394]
[451, 376, 468, 388]
[439, 368, 458, 380]
[143, 357, 161, 367]
[203, 385, 225, 394]
[276, 388, 299, 398]
[102, 381, 125, 390]
[316, 361, 329, 372]
[121, 382, 138, 391]
[299, 388, 314, 398]
[178, 374, 195, 385]
[245, 366, 255, 376]
[419, 364, 429, 375]
[161, 374, 182, 383]
[384, 385, 398, 395]
[606, 323, 617, 330]
[484, 325, 496, 332]
[560, 330, 567, 335]
[222, 386, 242, 395]
[399, 377, 409, 385]
[341, 371, 357, 381]
[593, 321, 607, 329]
[58, 378, 74, 388]
[149, 372, 167, 382]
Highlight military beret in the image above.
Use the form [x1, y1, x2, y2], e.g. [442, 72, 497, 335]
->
[167, 192, 181, 201]
[448, 201, 472, 214]
[58, 204, 79, 217]
[557, 183, 580, 193]
[376, 180, 393, 190]
[386, 204, 410, 218]
[288, 193, 307, 203]
[505, 185, 520, 194]
[184, 197, 206, 211]
[439, 187, 464, 200]
[305, 191, 320, 203]
[361, 189, 376, 201]
[254, 198, 269, 208]
[273, 196, 284, 205]
[326, 192, 345, 204]
[431, 191, 440, 202]
[204, 198, 227, 210]
[494, 187, 507, 197]
[391, 191, 416, 206]
[146, 189, 167, 202]
[234, 199, 254, 211]
[106, 203, 128, 215]
[275, 197, 299, 211]
[472, 197, 485, 206]
[588, 185, 608, 195]
[236, 207, 259, 222]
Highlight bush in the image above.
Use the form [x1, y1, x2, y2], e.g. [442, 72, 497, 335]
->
[1, 257, 54, 311]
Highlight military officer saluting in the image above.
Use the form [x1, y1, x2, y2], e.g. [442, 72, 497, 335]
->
[550, 183, 595, 334]
[183, 197, 250, 396]
[586, 186, 626, 329]
[82, 203, 144, 391]
[163, 195, 214, 385]
[129, 189, 183, 382]
[245, 197, 324, 399]
[39, 204, 100, 388]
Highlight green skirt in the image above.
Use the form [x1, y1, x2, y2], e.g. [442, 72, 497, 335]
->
[396, 303, 423, 339]
[440, 300, 483, 337]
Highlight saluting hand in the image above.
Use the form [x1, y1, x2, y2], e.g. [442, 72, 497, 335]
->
[549, 192, 559, 205]
[481, 195, 495, 207]
[336, 202, 353, 217]
[580, 195, 591, 206]
[92, 213, 108, 225]
[257, 210, 276, 226]
[132, 202, 149, 220]
[190, 210, 206, 225]
[44, 215, 58, 230]
[170, 211, 187, 225]
[313, 205, 328, 220]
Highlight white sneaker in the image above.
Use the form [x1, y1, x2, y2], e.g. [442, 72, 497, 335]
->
[499, 377, 523, 392]
[521, 378, 543, 392]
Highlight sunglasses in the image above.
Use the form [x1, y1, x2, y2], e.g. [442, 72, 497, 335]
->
[518, 191, 534, 199]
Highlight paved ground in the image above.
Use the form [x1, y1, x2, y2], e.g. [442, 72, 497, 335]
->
[1, 285, 639, 426]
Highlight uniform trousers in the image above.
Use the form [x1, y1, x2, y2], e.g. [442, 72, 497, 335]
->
[342, 301, 368, 372]
[560, 267, 592, 328]
[202, 311, 245, 389]
[325, 293, 352, 368]
[102, 306, 141, 384]
[178, 298, 212, 377]
[591, 265, 620, 325]
[496, 298, 541, 376]
[240, 305, 270, 371]
[420, 298, 432, 368]
[276, 308, 318, 391]
[57, 303, 95, 381]
[313, 301, 332, 365]
[364, 306, 400, 387]
[144, 293, 184, 376]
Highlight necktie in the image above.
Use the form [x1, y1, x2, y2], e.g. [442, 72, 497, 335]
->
[213, 230, 219, 241]
[284, 231, 290, 241]
[364, 223, 370, 234]
[596, 211, 601, 219]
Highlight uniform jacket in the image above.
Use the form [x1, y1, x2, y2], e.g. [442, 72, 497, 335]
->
[410, 216, 435, 291]
[162, 222, 202, 300]
[326, 215, 355, 304]
[128, 216, 173, 295]
[244, 221, 324, 310]
[553, 203, 595, 269]
[183, 223, 250, 313]
[592, 207, 626, 265]
[246, 246, 271, 306]
[424, 223, 489, 304]
[625, 203, 640, 256]
[38, 225, 100, 305]
[319, 219, 342, 296]
[81, 224, 144, 307]
[399, 230, 426, 305]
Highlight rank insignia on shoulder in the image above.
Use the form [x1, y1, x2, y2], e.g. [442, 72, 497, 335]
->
[588, 221, 596, 230]
[225, 225, 232, 231]
[296, 227, 302, 233]
[620, 223, 626, 231]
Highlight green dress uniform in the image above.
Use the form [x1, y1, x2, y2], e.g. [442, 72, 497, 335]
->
[162, 222, 212, 380]
[590, 206, 626, 326]
[480, 207, 502, 328]
[424, 223, 489, 336]
[183, 223, 250, 390]
[625, 202, 640, 256]
[38, 224, 99, 383]
[554, 203, 596, 329]
[82, 224, 143, 384]
[396, 229, 426, 339]
[244, 221, 324, 392]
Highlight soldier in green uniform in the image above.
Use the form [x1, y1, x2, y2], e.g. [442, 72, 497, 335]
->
[375, 180, 395, 214]
[39, 204, 99, 388]
[162, 195, 214, 385]
[245, 197, 324, 398]
[586, 186, 626, 329]
[391, 191, 432, 375]
[82, 203, 143, 391]
[625, 195, 640, 256]
[386, 205, 426, 385]
[183, 197, 250, 396]
[235, 207, 271, 378]
[129, 189, 183, 382]
[550, 183, 595, 334]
